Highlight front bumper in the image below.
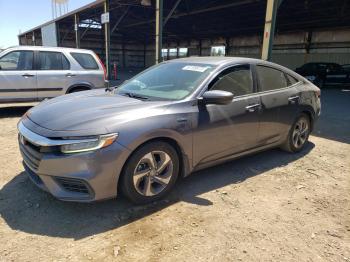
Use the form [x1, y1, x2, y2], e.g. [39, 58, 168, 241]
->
[18, 121, 131, 202]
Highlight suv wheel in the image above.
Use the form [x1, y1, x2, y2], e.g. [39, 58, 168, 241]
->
[282, 113, 311, 153]
[120, 141, 179, 204]
[68, 87, 89, 93]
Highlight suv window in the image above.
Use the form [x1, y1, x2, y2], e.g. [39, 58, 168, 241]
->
[209, 64, 253, 96]
[0, 51, 33, 70]
[71, 52, 98, 69]
[39, 51, 70, 70]
[327, 63, 342, 72]
[257, 65, 288, 91]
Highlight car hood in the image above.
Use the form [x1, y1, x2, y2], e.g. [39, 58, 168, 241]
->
[25, 89, 170, 135]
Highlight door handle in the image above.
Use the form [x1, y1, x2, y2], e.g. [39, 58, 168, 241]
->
[245, 104, 261, 113]
[65, 73, 76, 77]
[177, 117, 188, 123]
[288, 96, 300, 104]
[22, 74, 34, 78]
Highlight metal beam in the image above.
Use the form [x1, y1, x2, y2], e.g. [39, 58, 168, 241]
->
[155, 0, 163, 64]
[122, 0, 255, 29]
[111, 6, 130, 34]
[261, 0, 279, 60]
[163, 0, 182, 26]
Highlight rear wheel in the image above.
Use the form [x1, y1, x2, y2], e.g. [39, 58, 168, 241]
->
[281, 113, 311, 153]
[120, 141, 179, 204]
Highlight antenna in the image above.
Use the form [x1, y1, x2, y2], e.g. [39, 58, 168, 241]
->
[52, 0, 69, 19]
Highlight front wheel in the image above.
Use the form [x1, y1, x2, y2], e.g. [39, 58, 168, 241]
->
[281, 113, 311, 153]
[120, 141, 179, 204]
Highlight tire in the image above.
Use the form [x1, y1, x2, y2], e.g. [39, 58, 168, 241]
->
[281, 113, 311, 153]
[120, 141, 179, 204]
[68, 87, 89, 93]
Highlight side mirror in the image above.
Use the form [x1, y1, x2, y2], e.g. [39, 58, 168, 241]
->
[200, 90, 234, 105]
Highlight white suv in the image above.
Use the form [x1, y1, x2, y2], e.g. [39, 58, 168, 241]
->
[0, 46, 106, 103]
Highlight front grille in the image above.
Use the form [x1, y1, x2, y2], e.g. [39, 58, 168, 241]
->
[19, 135, 43, 171]
[55, 177, 91, 195]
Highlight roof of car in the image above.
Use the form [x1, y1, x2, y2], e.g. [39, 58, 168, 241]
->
[303, 62, 340, 66]
[3, 45, 94, 53]
[168, 56, 263, 66]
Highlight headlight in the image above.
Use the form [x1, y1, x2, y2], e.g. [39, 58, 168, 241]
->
[61, 133, 118, 154]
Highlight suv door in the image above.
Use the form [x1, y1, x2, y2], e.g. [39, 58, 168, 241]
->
[36, 51, 70, 100]
[0, 50, 37, 102]
[255, 65, 299, 146]
[193, 64, 260, 166]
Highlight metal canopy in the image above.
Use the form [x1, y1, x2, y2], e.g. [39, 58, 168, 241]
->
[20, 0, 350, 42]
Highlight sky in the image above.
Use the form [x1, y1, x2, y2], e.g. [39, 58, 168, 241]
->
[0, 0, 95, 48]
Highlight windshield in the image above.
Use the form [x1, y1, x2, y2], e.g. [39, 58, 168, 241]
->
[115, 62, 215, 101]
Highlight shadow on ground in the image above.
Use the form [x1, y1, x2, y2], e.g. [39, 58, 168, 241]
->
[0, 143, 314, 240]
[0, 105, 32, 118]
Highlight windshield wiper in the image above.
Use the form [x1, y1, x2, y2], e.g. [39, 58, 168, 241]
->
[120, 92, 150, 100]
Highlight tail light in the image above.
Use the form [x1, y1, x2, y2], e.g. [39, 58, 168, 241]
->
[316, 89, 321, 98]
[96, 54, 107, 81]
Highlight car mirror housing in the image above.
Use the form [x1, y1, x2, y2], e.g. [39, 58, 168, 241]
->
[200, 90, 234, 105]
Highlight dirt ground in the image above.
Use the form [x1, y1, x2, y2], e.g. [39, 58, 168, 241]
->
[0, 89, 349, 262]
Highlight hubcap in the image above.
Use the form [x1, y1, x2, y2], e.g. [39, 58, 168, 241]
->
[133, 151, 173, 197]
[292, 117, 309, 149]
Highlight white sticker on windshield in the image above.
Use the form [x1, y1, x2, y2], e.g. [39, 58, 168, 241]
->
[182, 65, 209, 72]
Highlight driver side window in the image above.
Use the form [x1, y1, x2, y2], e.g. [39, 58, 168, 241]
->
[208, 64, 253, 96]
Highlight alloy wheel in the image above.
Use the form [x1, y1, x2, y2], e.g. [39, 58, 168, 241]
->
[292, 117, 309, 149]
[133, 151, 174, 197]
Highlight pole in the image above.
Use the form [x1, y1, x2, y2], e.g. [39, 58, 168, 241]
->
[104, 0, 110, 79]
[155, 0, 163, 64]
[261, 0, 278, 61]
[74, 13, 80, 48]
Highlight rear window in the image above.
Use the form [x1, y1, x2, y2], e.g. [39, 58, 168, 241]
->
[71, 52, 99, 69]
[285, 74, 299, 86]
[256, 65, 288, 91]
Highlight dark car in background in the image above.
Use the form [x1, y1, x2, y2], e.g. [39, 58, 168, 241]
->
[342, 64, 350, 73]
[295, 62, 350, 88]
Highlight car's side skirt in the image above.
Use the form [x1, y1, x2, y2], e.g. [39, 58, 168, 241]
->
[191, 141, 281, 173]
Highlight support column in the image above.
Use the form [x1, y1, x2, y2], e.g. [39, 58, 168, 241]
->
[104, 0, 111, 79]
[225, 37, 230, 56]
[74, 13, 80, 48]
[32, 32, 36, 46]
[155, 0, 163, 64]
[261, 0, 279, 61]
[122, 37, 126, 68]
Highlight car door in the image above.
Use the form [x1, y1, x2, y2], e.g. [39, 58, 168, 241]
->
[0, 50, 37, 102]
[36, 51, 70, 100]
[255, 65, 299, 146]
[192, 64, 260, 166]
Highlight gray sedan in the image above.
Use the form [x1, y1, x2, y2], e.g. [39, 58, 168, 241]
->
[18, 57, 321, 204]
